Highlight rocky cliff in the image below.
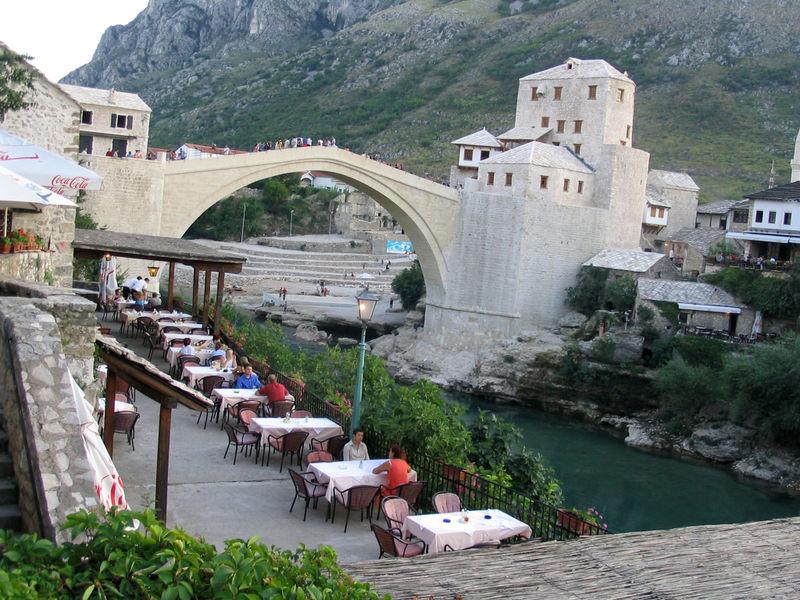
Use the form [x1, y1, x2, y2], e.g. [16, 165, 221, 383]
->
[62, 0, 800, 200]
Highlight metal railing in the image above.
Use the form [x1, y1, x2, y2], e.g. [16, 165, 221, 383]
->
[203, 306, 605, 541]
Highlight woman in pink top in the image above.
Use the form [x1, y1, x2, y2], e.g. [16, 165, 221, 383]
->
[372, 444, 411, 496]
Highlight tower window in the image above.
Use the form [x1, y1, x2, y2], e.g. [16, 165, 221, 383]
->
[577, 180, 584, 194]
[650, 206, 657, 217]
[487, 172, 495, 185]
[540, 175, 549, 189]
[563, 178, 570, 192]
[616, 88, 625, 102]
[658, 208, 665, 218]
[626, 124, 632, 139]
[755, 210, 763, 223]
[768, 211, 776, 224]
[480, 149, 490, 160]
[505, 173, 513, 186]
[784, 212, 792, 225]
[463, 148, 474, 161]
[588, 85, 597, 100]
[574, 120, 583, 133]
[81, 110, 93, 125]
[541, 116, 550, 128]
[574, 143, 582, 155]
[531, 86, 539, 101]
[556, 120, 565, 133]
[554, 86, 562, 100]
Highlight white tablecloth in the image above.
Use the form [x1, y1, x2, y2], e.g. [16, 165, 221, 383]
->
[155, 321, 205, 334]
[211, 388, 267, 413]
[96, 364, 107, 384]
[166, 347, 214, 368]
[181, 365, 236, 388]
[162, 332, 213, 350]
[121, 310, 191, 325]
[249, 417, 342, 442]
[403, 509, 532, 554]
[309, 458, 390, 502]
[97, 398, 137, 414]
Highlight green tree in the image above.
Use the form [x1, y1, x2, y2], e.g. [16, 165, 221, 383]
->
[391, 260, 425, 309]
[604, 275, 637, 312]
[565, 266, 608, 315]
[0, 48, 33, 122]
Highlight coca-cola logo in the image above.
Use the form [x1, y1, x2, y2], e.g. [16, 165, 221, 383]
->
[50, 175, 89, 190]
[0, 151, 40, 161]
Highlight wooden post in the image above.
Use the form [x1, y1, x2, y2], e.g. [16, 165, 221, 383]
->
[155, 400, 176, 523]
[191, 268, 199, 318]
[103, 370, 117, 457]
[167, 261, 175, 311]
[214, 270, 225, 335]
[202, 269, 211, 327]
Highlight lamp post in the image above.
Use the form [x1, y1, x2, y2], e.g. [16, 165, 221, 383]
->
[351, 289, 379, 436]
[289, 209, 294, 237]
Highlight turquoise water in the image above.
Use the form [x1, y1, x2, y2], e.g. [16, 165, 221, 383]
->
[455, 394, 800, 533]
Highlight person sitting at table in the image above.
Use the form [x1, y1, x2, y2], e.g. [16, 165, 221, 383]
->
[178, 338, 196, 356]
[145, 293, 162, 310]
[222, 349, 237, 370]
[209, 342, 226, 363]
[234, 365, 262, 389]
[257, 373, 292, 404]
[373, 444, 411, 496]
[236, 356, 251, 375]
[342, 428, 369, 462]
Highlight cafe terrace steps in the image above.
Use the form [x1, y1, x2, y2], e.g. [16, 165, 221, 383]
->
[0, 404, 23, 532]
[177, 243, 414, 292]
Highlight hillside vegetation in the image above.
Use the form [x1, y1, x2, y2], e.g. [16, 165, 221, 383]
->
[62, 0, 800, 202]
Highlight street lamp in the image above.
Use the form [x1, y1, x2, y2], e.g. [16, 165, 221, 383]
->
[289, 209, 294, 237]
[351, 289, 379, 435]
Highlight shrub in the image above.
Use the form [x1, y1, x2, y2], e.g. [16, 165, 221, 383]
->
[654, 357, 722, 425]
[672, 335, 734, 369]
[604, 276, 637, 312]
[641, 324, 660, 344]
[566, 266, 608, 315]
[391, 260, 425, 309]
[704, 265, 800, 320]
[592, 337, 616, 364]
[0, 509, 383, 599]
[636, 304, 655, 324]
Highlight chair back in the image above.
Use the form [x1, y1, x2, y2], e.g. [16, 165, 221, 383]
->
[169, 339, 185, 348]
[178, 355, 200, 369]
[282, 431, 309, 453]
[156, 317, 175, 323]
[199, 375, 225, 396]
[371, 524, 399, 558]
[223, 421, 240, 444]
[326, 434, 349, 460]
[139, 316, 154, 328]
[190, 328, 206, 335]
[238, 409, 258, 427]
[271, 400, 293, 418]
[397, 481, 425, 508]
[342, 485, 378, 509]
[304, 451, 333, 469]
[113, 411, 140, 433]
[288, 468, 310, 498]
[162, 326, 181, 334]
[381, 496, 409, 530]
[232, 400, 260, 416]
[290, 409, 312, 419]
[432, 491, 462, 514]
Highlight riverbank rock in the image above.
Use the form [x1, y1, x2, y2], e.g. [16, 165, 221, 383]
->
[294, 323, 329, 344]
[680, 424, 754, 463]
[605, 417, 672, 452]
[557, 311, 587, 332]
[336, 337, 359, 348]
[733, 450, 800, 490]
[607, 332, 644, 364]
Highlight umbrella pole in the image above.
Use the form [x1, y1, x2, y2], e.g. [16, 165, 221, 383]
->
[3, 208, 6, 238]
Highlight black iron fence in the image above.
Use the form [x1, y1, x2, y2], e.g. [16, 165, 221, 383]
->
[203, 306, 606, 541]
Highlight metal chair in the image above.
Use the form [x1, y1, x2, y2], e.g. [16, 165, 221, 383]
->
[370, 524, 426, 558]
[303, 450, 333, 470]
[288, 469, 328, 522]
[113, 411, 141, 451]
[222, 422, 260, 465]
[290, 410, 312, 419]
[381, 495, 410, 532]
[396, 481, 426, 514]
[311, 433, 348, 459]
[264, 430, 308, 471]
[196, 375, 225, 428]
[331, 484, 379, 533]
[270, 400, 294, 418]
[432, 491, 462, 514]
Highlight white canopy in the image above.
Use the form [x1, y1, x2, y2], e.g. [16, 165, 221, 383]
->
[0, 128, 102, 193]
[0, 165, 76, 210]
[356, 272, 376, 280]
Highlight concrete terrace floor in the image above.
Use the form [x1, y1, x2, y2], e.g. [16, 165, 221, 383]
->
[107, 328, 379, 564]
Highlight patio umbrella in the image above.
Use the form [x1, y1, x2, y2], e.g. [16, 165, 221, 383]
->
[0, 128, 102, 193]
[70, 374, 129, 511]
[751, 310, 763, 337]
[0, 165, 76, 236]
[355, 272, 376, 280]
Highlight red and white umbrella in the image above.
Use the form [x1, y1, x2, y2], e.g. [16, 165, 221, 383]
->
[0, 128, 102, 194]
[0, 165, 77, 237]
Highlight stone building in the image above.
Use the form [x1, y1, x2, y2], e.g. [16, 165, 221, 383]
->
[583, 248, 676, 281]
[449, 129, 503, 188]
[60, 84, 151, 157]
[664, 227, 732, 276]
[433, 57, 651, 334]
[695, 199, 751, 232]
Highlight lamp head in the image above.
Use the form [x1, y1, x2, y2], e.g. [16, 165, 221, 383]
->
[355, 290, 379, 323]
[147, 264, 160, 277]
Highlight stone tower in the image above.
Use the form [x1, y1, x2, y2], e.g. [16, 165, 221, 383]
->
[792, 128, 800, 183]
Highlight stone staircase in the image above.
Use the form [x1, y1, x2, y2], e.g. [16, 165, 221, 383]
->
[180, 243, 415, 292]
[0, 410, 22, 532]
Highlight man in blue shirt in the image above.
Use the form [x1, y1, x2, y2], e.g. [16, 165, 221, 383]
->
[235, 365, 262, 389]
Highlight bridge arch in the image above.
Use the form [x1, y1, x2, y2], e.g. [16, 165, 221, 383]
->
[160, 147, 459, 304]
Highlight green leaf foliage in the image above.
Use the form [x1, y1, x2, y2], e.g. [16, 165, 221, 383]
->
[390, 261, 425, 310]
[703, 266, 800, 320]
[0, 48, 33, 122]
[0, 509, 384, 599]
[565, 267, 608, 315]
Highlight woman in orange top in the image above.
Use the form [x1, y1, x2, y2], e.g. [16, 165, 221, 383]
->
[372, 444, 411, 496]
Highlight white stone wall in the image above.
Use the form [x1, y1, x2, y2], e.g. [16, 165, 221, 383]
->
[76, 103, 150, 157]
[655, 185, 699, 240]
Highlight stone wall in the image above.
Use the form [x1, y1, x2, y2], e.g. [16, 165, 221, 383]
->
[9, 207, 77, 287]
[0, 286, 99, 542]
[0, 251, 55, 287]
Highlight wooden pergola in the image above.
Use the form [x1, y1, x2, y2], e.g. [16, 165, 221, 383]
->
[73, 229, 246, 335]
[96, 333, 213, 522]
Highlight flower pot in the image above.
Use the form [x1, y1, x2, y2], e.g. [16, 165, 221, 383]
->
[13, 243, 23, 252]
[1, 244, 10, 254]
[556, 509, 592, 536]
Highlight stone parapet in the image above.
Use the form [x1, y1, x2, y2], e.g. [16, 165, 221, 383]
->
[0, 294, 98, 542]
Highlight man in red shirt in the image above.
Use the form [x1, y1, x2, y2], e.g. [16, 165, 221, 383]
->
[258, 374, 292, 406]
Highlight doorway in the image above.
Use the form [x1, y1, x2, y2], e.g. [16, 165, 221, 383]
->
[728, 313, 738, 336]
[112, 139, 128, 157]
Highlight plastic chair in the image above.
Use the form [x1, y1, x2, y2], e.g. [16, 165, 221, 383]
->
[370, 524, 426, 558]
[432, 491, 462, 514]
[264, 430, 308, 472]
[331, 484, 379, 533]
[288, 469, 328, 521]
[222, 422, 260, 465]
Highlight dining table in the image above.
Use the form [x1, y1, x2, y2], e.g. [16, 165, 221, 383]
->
[166, 346, 215, 368]
[402, 509, 532, 554]
[309, 458, 417, 503]
[120, 309, 191, 325]
[181, 365, 237, 388]
[162, 332, 213, 350]
[96, 397, 137, 414]
[155, 320, 206, 334]
[211, 388, 268, 414]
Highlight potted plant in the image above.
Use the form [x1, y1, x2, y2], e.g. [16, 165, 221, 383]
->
[0, 236, 11, 254]
[11, 229, 26, 252]
[556, 507, 608, 535]
[34, 234, 44, 251]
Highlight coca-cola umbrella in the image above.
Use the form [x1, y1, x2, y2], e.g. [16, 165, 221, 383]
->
[0, 128, 102, 194]
[0, 165, 76, 236]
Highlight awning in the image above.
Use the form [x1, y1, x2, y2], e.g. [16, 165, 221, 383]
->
[726, 231, 793, 244]
[678, 302, 741, 314]
[0, 128, 102, 193]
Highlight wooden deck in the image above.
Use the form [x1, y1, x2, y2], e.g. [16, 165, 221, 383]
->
[346, 517, 800, 599]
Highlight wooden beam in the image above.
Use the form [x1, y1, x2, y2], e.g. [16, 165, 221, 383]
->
[155, 401, 176, 523]
[167, 262, 175, 311]
[191, 268, 200, 319]
[202, 270, 211, 327]
[214, 270, 225, 336]
[103, 370, 117, 457]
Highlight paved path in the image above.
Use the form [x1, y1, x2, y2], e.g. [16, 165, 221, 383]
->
[108, 331, 379, 563]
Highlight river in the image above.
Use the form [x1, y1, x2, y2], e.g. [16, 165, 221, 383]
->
[281, 321, 800, 533]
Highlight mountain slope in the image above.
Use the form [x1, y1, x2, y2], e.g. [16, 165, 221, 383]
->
[63, 0, 800, 201]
